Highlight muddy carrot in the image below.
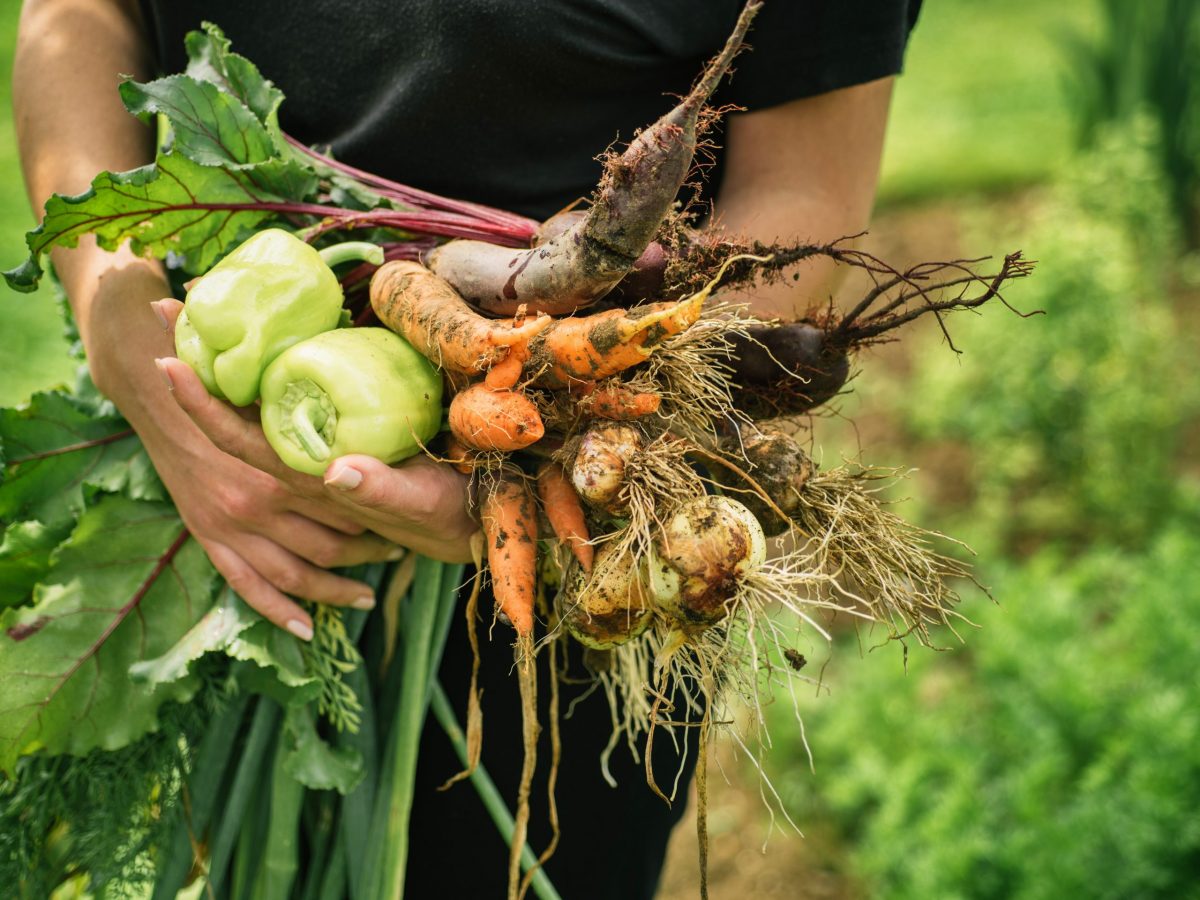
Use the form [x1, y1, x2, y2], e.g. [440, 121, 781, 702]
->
[448, 383, 545, 452]
[536, 462, 594, 573]
[369, 260, 550, 375]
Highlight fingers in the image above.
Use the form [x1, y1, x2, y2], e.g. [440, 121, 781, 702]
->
[150, 297, 184, 336]
[275, 512, 404, 567]
[246, 536, 379, 610]
[157, 355, 305, 479]
[287, 497, 372, 536]
[205, 538, 379, 641]
[323, 454, 477, 562]
[205, 541, 315, 639]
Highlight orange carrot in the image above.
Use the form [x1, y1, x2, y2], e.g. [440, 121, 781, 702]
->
[573, 380, 661, 420]
[442, 434, 478, 474]
[484, 347, 527, 391]
[448, 383, 545, 451]
[525, 295, 703, 389]
[481, 471, 539, 637]
[369, 260, 550, 375]
[536, 462, 594, 573]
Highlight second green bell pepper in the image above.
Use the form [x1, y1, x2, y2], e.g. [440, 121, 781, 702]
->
[175, 229, 383, 406]
[259, 327, 444, 476]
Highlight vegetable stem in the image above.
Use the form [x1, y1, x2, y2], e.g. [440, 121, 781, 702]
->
[363, 556, 449, 899]
[251, 734, 306, 900]
[291, 395, 334, 462]
[207, 698, 281, 893]
[151, 694, 250, 900]
[318, 240, 385, 268]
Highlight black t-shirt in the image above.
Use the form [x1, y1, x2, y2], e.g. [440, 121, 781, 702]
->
[139, 0, 921, 219]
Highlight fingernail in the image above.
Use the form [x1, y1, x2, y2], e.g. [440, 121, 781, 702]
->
[286, 618, 314, 641]
[352, 594, 376, 611]
[154, 358, 174, 391]
[149, 300, 170, 331]
[387, 546, 406, 561]
[325, 463, 363, 490]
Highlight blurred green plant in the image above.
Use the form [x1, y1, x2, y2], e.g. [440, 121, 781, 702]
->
[772, 512, 1200, 900]
[891, 121, 1191, 551]
[1062, 0, 1200, 243]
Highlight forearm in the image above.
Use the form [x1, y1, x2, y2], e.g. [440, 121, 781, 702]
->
[14, 0, 170, 411]
[712, 78, 894, 320]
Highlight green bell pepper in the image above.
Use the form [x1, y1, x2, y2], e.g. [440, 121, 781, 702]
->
[175, 229, 383, 406]
[259, 328, 444, 476]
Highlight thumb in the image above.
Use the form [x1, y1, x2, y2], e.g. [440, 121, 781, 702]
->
[150, 298, 185, 339]
[323, 454, 469, 526]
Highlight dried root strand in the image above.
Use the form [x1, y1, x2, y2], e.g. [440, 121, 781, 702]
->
[793, 464, 980, 646]
[508, 633, 540, 900]
[629, 300, 756, 440]
[696, 690, 713, 900]
[518, 620, 562, 900]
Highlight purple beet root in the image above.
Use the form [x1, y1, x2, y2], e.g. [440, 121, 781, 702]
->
[425, 3, 762, 317]
[728, 322, 851, 416]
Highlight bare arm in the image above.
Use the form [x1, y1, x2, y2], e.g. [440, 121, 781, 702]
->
[714, 77, 894, 319]
[15, 0, 165, 388]
[13, 0, 476, 638]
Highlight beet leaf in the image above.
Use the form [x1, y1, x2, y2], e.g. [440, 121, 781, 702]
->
[0, 496, 219, 773]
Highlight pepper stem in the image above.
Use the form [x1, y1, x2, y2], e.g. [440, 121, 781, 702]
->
[318, 241, 385, 268]
[291, 396, 334, 462]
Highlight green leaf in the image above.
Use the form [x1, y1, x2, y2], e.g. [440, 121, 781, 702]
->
[0, 390, 158, 529]
[120, 74, 276, 167]
[131, 589, 324, 710]
[231, 620, 322, 706]
[4, 152, 318, 292]
[282, 704, 365, 795]
[185, 22, 284, 133]
[0, 520, 72, 609]
[0, 496, 219, 773]
[128, 588, 257, 686]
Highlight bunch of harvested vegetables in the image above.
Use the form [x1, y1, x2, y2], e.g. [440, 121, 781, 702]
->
[0, 5, 1036, 899]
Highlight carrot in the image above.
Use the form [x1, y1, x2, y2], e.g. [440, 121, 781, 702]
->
[368, 260, 551, 375]
[525, 294, 703, 389]
[483, 345, 528, 391]
[536, 462, 594, 573]
[479, 470, 541, 900]
[481, 470, 539, 636]
[424, 3, 761, 316]
[448, 383, 545, 452]
[442, 434, 478, 474]
[573, 380, 661, 420]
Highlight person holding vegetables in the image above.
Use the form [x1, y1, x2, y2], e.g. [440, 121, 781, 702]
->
[13, 0, 921, 895]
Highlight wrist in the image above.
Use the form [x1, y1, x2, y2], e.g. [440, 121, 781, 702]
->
[55, 241, 172, 398]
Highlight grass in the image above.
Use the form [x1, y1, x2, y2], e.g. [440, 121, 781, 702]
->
[878, 0, 1097, 205]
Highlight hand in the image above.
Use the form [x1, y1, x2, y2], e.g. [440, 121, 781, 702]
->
[139, 386, 406, 639]
[55, 255, 411, 640]
[152, 299, 478, 560]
